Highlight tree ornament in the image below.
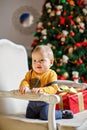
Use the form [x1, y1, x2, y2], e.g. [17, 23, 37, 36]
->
[75, 16, 81, 23]
[31, 39, 38, 47]
[68, 47, 74, 55]
[43, 36, 47, 39]
[41, 29, 47, 36]
[75, 42, 82, 48]
[60, 17, 65, 25]
[45, 2, 52, 13]
[57, 50, 62, 55]
[70, 31, 75, 36]
[56, 68, 61, 72]
[72, 71, 80, 83]
[68, 0, 75, 6]
[56, 34, 61, 40]
[78, 59, 83, 64]
[82, 8, 87, 15]
[57, 62, 62, 67]
[52, 45, 56, 50]
[47, 22, 51, 26]
[66, 24, 68, 27]
[62, 55, 69, 64]
[61, 0, 66, 3]
[56, 5, 63, 15]
[58, 75, 66, 80]
[61, 41, 65, 45]
[52, 26, 55, 29]
[63, 72, 69, 78]
[50, 10, 55, 17]
[36, 22, 43, 32]
[61, 30, 68, 42]
[79, 15, 84, 22]
[58, 24, 61, 27]
[76, 0, 85, 8]
[40, 39, 43, 43]
[78, 22, 85, 33]
[63, 11, 67, 16]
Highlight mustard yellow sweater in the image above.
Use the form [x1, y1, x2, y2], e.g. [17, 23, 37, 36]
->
[19, 69, 58, 94]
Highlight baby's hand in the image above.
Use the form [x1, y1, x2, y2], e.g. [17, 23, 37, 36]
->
[19, 87, 30, 94]
[31, 88, 42, 94]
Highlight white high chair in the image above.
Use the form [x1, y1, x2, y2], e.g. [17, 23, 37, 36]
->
[0, 39, 60, 130]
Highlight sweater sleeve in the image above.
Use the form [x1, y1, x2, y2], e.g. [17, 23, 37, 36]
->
[40, 70, 58, 94]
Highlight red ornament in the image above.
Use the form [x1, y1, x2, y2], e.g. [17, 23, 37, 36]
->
[81, 76, 87, 84]
[76, 0, 85, 8]
[68, 15, 75, 25]
[70, 31, 75, 36]
[31, 39, 37, 47]
[82, 41, 87, 47]
[56, 34, 61, 39]
[63, 11, 67, 15]
[60, 17, 65, 25]
[78, 59, 83, 64]
[75, 42, 82, 48]
[58, 75, 66, 80]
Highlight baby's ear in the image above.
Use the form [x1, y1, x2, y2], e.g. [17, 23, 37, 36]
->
[50, 60, 54, 66]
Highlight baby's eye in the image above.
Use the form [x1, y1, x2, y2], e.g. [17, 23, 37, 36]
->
[40, 59, 44, 62]
[33, 60, 36, 63]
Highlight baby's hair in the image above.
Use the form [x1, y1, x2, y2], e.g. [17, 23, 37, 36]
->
[32, 45, 54, 60]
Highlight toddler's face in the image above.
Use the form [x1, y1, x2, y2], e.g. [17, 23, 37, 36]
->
[32, 51, 53, 74]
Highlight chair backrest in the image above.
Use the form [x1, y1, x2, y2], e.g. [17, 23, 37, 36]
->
[0, 39, 29, 114]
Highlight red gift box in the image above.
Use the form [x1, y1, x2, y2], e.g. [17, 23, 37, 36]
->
[56, 90, 87, 114]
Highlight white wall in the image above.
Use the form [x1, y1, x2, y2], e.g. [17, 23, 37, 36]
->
[0, 0, 44, 55]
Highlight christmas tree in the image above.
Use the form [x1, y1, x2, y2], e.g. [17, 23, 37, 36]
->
[31, 0, 87, 83]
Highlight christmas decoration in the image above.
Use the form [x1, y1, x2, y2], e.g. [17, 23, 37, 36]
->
[30, 0, 87, 83]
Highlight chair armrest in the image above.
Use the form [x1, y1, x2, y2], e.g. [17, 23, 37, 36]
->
[0, 90, 60, 130]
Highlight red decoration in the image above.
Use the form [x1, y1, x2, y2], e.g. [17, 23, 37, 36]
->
[81, 77, 87, 84]
[68, 15, 75, 25]
[31, 39, 37, 47]
[75, 42, 82, 48]
[82, 41, 87, 47]
[76, 0, 85, 8]
[78, 59, 83, 64]
[63, 11, 67, 15]
[60, 17, 65, 25]
[56, 34, 61, 39]
[58, 75, 66, 80]
[70, 31, 75, 36]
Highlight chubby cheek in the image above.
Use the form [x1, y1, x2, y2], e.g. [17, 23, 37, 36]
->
[43, 63, 50, 70]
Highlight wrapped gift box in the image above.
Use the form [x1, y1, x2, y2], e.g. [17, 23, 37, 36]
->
[56, 90, 87, 114]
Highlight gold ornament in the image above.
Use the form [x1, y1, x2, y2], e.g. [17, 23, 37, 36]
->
[63, 72, 69, 78]
[40, 39, 43, 42]
[70, 11, 74, 15]
[61, 41, 64, 45]
[76, 16, 81, 23]
[56, 69, 60, 72]
[52, 45, 56, 50]
[50, 11, 55, 17]
[68, 47, 74, 55]
[79, 15, 84, 22]
[48, 22, 51, 26]
[52, 26, 55, 29]
[58, 24, 60, 27]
